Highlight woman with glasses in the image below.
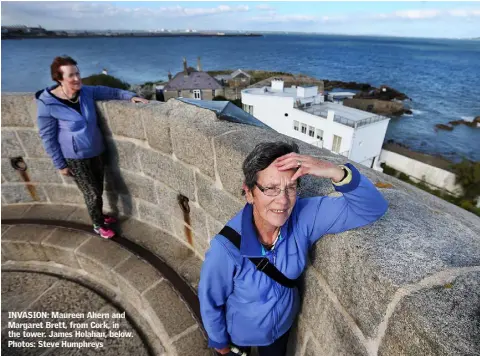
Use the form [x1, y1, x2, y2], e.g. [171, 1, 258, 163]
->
[199, 141, 388, 356]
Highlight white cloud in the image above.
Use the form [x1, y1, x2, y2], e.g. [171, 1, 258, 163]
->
[157, 4, 249, 17]
[256, 4, 274, 11]
[372, 7, 480, 21]
[251, 14, 318, 23]
[1, 2, 251, 25]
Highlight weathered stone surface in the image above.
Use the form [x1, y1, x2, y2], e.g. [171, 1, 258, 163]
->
[0, 204, 32, 219]
[195, 172, 243, 224]
[43, 184, 83, 204]
[206, 214, 224, 237]
[142, 105, 173, 154]
[114, 255, 163, 294]
[22, 204, 77, 221]
[137, 200, 174, 232]
[178, 254, 203, 289]
[1, 130, 25, 158]
[172, 219, 209, 257]
[66, 206, 93, 225]
[1, 184, 47, 204]
[143, 280, 196, 337]
[106, 169, 156, 204]
[139, 147, 195, 199]
[76, 237, 131, 283]
[103, 192, 138, 218]
[379, 271, 480, 356]
[172, 326, 212, 356]
[168, 101, 239, 179]
[1, 225, 53, 261]
[1, 94, 36, 127]
[285, 318, 308, 356]
[27, 277, 107, 314]
[16, 129, 49, 158]
[119, 218, 194, 273]
[41, 228, 91, 269]
[300, 268, 369, 356]
[155, 180, 185, 218]
[2, 158, 23, 182]
[50, 302, 151, 356]
[21, 158, 63, 183]
[1, 271, 59, 312]
[104, 138, 142, 172]
[103, 101, 146, 140]
[310, 188, 480, 339]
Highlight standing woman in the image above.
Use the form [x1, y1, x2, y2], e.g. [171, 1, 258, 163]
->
[36, 56, 148, 238]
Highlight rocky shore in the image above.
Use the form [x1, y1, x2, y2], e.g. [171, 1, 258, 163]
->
[435, 116, 480, 131]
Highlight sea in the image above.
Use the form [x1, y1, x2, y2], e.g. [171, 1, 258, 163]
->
[2, 34, 479, 162]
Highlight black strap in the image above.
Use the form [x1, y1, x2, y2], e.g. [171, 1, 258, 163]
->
[219, 226, 298, 289]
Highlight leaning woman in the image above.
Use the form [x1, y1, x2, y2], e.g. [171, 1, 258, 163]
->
[199, 141, 388, 356]
[36, 56, 148, 238]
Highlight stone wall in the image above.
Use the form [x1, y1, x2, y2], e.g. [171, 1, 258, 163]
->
[2, 93, 479, 356]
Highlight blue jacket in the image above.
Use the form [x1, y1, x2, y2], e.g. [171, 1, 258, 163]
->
[36, 85, 135, 169]
[198, 164, 388, 348]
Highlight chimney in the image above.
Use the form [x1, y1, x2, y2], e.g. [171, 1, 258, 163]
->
[168, 71, 172, 81]
[183, 57, 188, 76]
[271, 78, 284, 92]
[197, 57, 202, 72]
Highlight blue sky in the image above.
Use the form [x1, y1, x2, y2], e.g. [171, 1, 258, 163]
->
[2, 1, 480, 38]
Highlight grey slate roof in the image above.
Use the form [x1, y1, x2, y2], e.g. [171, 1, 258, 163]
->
[178, 98, 271, 129]
[231, 69, 251, 78]
[164, 71, 222, 91]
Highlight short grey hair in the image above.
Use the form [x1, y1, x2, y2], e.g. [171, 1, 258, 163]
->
[242, 141, 300, 195]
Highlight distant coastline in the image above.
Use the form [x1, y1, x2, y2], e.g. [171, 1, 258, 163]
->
[2, 32, 263, 40]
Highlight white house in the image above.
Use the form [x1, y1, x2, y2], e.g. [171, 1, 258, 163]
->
[241, 79, 390, 169]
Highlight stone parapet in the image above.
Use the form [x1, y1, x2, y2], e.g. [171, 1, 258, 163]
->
[2, 94, 479, 355]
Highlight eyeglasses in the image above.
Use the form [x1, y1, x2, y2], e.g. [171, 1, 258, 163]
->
[255, 182, 298, 197]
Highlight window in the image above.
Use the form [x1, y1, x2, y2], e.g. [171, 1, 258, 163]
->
[316, 129, 324, 140]
[308, 126, 315, 137]
[332, 135, 342, 153]
[193, 90, 201, 100]
[301, 123, 307, 134]
[293, 120, 299, 131]
[177, 90, 181, 97]
[242, 104, 254, 115]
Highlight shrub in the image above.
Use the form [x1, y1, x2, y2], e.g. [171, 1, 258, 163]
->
[460, 200, 474, 210]
[451, 160, 480, 201]
[82, 74, 130, 90]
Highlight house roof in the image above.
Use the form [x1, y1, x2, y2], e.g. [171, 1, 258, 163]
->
[178, 98, 271, 129]
[231, 69, 251, 78]
[164, 70, 222, 91]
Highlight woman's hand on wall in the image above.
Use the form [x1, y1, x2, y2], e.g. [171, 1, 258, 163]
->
[59, 167, 73, 177]
[131, 97, 149, 104]
[274, 152, 345, 182]
[215, 346, 231, 354]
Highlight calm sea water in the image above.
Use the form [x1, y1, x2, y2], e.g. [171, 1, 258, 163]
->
[2, 35, 479, 162]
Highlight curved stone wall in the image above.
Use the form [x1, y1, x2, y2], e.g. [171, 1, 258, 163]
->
[2, 93, 479, 356]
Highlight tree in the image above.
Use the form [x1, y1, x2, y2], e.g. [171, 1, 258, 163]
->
[82, 74, 130, 90]
[451, 160, 480, 201]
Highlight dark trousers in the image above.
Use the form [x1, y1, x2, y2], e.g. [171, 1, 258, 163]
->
[65, 155, 105, 226]
[220, 329, 290, 356]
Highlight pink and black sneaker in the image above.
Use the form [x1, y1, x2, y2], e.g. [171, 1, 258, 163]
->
[103, 215, 117, 225]
[93, 225, 115, 239]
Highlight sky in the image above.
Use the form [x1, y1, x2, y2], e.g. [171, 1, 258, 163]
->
[2, 1, 480, 38]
